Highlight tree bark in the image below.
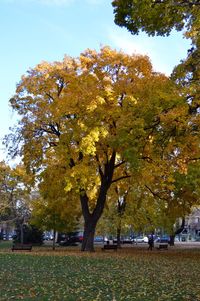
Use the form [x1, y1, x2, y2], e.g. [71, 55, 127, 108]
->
[80, 151, 116, 251]
[169, 235, 175, 246]
[20, 224, 24, 244]
[81, 220, 97, 252]
[170, 217, 185, 246]
[116, 226, 122, 248]
[0, 228, 3, 240]
[80, 182, 109, 251]
[116, 191, 127, 248]
[81, 189, 107, 251]
[52, 229, 56, 250]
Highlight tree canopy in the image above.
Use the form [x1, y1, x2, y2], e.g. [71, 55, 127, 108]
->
[31, 163, 81, 236]
[112, 0, 200, 114]
[112, 0, 200, 37]
[0, 162, 31, 224]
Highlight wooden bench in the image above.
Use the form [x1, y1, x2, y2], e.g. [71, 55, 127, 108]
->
[102, 244, 118, 251]
[12, 243, 32, 252]
[157, 243, 168, 250]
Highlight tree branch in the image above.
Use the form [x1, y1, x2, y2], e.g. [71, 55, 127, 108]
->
[95, 155, 104, 179]
[153, 0, 200, 6]
[141, 156, 153, 163]
[46, 93, 55, 102]
[187, 157, 200, 162]
[145, 185, 169, 201]
[114, 160, 126, 168]
[111, 175, 131, 184]
[80, 189, 91, 220]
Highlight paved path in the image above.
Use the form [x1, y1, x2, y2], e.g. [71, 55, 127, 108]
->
[174, 241, 200, 249]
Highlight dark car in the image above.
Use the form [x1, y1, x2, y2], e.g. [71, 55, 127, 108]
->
[154, 236, 170, 245]
[113, 237, 133, 244]
[59, 231, 83, 246]
[122, 238, 134, 244]
[59, 237, 79, 246]
[158, 236, 170, 243]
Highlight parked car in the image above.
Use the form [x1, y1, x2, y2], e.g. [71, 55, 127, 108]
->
[155, 236, 169, 243]
[59, 237, 79, 246]
[1, 234, 13, 240]
[59, 231, 83, 246]
[154, 237, 169, 246]
[154, 237, 169, 249]
[43, 235, 52, 241]
[74, 231, 83, 243]
[122, 238, 134, 244]
[135, 236, 148, 243]
[113, 238, 123, 244]
[94, 236, 104, 242]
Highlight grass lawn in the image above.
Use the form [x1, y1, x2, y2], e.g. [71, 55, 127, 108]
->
[0, 242, 200, 300]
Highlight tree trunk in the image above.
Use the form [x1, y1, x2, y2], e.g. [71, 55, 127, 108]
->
[52, 229, 56, 250]
[170, 217, 185, 246]
[20, 224, 24, 244]
[175, 217, 185, 235]
[169, 235, 175, 246]
[80, 150, 117, 252]
[80, 186, 108, 252]
[116, 226, 122, 248]
[81, 220, 96, 252]
[116, 194, 127, 249]
[0, 228, 3, 240]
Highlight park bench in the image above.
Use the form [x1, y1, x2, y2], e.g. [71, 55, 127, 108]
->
[12, 243, 32, 252]
[102, 244, 118, 251]
[157, 243, 168, 250]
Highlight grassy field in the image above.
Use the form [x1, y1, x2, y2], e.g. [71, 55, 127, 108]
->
[0, 242, 200, 300]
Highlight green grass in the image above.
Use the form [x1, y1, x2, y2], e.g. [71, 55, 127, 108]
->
[0, 245, 200, 300]
[0, 240, 12, 249]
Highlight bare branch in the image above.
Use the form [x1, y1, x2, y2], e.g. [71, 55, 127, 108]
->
[187, 157, 200, 162]
[95, 155, 104, 179]
[153, 0, 200, 6]
[141, 156, 153, 163]
[46, 93, 55, 102]
[145, 185, 169, 201]
[111, 175, 131, 184]
[114, 160, 126, 168]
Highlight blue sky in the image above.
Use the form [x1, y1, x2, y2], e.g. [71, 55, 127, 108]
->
[0, 0, 191, 163]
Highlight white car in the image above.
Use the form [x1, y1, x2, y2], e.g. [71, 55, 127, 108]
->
[135, 236, 148, 243]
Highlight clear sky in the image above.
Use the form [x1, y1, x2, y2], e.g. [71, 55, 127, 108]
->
[0, 0, 191, 163]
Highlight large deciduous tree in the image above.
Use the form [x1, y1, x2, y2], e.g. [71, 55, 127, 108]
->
[7, 47, 190, 251]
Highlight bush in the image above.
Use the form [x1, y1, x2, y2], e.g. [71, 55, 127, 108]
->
[14, 224, 43, 245]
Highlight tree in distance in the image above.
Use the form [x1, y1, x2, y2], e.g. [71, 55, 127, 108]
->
[31, 164, 81, 250]
[0, 162, 32, 243]
[112, 0, 200, 114]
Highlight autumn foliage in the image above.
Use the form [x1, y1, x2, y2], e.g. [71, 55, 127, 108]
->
[7, 47, 199, 251]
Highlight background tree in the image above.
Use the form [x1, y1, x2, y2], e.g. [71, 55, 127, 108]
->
[112, 0, 200, 113]
[142, 159, 200, 243]
[0, 162, 32, 242]
[13, 224, 43, 245]
[96, 186, 130, 248]
[31, 164, 81, 250]
[112, 0, 200, 37]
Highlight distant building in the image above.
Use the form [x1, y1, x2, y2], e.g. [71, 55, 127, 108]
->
[179, 208, 200, 241]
